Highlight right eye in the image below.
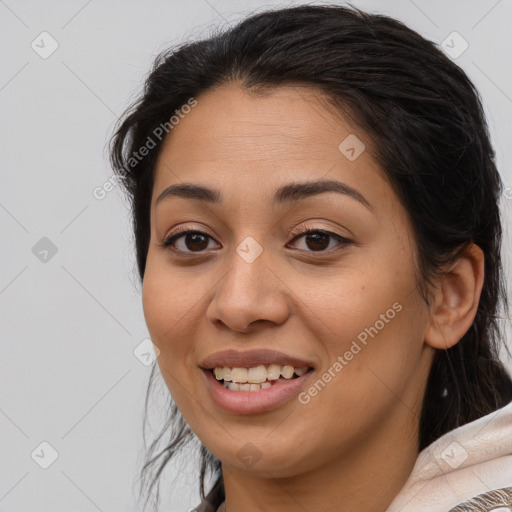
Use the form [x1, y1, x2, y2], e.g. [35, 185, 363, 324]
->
[158, 229, 221, 254]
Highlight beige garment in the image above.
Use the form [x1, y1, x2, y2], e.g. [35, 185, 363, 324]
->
[215, 490, 512, 512]
[449, 488, 512, 511]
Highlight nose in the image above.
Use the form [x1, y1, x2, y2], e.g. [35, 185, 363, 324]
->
[206, 238, 291, 333]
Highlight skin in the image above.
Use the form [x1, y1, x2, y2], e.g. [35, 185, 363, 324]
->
[142, 83, 484, 512]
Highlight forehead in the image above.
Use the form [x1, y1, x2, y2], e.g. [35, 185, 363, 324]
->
[152, 83, 386, 206]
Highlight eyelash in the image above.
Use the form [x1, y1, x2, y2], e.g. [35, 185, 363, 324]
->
[158, 224, 352, 256]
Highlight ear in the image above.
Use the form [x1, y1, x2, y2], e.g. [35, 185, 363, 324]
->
[424, 243, 485, 350]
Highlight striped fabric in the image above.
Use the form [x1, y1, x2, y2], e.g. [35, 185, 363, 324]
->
[449, 487, 512, 512]
[212, 490, 512, 512]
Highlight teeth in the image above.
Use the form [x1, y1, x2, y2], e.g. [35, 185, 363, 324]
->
[222, 378, 291, 392]
[227, 381, 240, 391]
[247, 365, 267, 383]
[212, 364, 310, 384]
[223, 367, 232, 382]
[281, 365, 294, 379]
[231, 367, 248, 383]
[267, 364, 281, 380]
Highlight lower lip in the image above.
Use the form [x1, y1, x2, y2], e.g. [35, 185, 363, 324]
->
[202, 368, 314, 414]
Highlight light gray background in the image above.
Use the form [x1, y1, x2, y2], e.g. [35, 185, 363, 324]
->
[1, 1, 511, 511]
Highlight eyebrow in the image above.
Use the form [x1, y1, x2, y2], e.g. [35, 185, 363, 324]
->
[155, 180, 373, 211]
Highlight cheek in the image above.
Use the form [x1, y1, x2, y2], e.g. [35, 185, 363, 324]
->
[141, 257, 191, 374]
[142, 276, 194, 414]
[307, 288, 427, 440]
[142, 249, 194, 342]
[141, 253, 214, 415]
[303, 248, 427, 406]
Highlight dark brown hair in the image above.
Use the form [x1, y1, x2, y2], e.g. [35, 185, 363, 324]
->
[109, 4, 512, 510]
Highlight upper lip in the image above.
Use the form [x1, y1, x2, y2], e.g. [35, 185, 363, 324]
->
[200, 349, 314, 370]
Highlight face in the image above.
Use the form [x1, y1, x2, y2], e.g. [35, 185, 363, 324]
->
[142, 83, 434, 477]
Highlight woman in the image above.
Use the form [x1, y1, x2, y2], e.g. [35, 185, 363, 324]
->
[109, 4, 512, 511]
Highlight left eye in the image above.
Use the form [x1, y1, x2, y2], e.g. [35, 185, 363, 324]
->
[287, 229, 350, 253]
[159, 228, 350, 255]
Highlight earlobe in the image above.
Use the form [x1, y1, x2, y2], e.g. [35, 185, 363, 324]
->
[424, 243, 485, 350]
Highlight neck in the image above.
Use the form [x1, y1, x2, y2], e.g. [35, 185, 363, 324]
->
[220, 404, 420, 512]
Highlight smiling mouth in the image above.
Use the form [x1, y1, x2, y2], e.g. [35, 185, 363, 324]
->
[209, 364, 313, 392]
